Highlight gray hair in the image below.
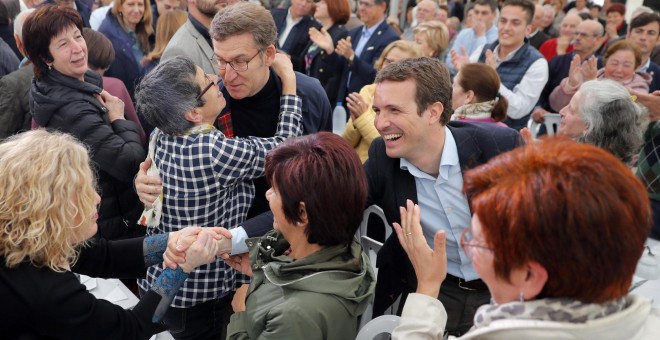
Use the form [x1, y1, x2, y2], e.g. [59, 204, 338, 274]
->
[210, 2, 277, 50]
[135, 57, 203, 135]
[577, 80, 648, 164]
[13, 8, 34, 39]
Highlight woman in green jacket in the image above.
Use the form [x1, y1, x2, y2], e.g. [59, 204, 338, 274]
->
[226, 132, 376, 340]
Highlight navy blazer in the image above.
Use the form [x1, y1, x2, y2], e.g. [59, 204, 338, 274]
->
[327, 20, 399, 104]
[304, 23, 349, 104]
[648, 61, 660, 93]
[272, 8, 317, 73]
[364, 121, 522, 315]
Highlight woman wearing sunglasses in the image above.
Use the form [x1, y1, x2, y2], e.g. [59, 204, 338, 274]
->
[392, 138, 659, 339]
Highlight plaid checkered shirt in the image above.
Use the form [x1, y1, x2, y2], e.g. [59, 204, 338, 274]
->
[138, 95, 303, 308]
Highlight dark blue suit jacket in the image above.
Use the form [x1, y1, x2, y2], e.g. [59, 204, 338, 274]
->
[271, 8, 317, 73]
[364, 122, 522, 315]
[327, 20, 399, 104]
[648, 61, 660, 93]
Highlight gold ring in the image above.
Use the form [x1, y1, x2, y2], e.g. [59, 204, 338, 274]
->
[406, 232, 412, 236]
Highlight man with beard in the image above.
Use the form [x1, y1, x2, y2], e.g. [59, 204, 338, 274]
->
[161, 0, 237, 74]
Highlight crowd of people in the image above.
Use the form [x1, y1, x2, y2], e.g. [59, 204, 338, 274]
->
[1, 0, 660, 339]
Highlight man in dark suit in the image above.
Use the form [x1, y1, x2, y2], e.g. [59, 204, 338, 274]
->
[325, 0, 399, 105]
[367, 57, 521, 336]
[271, 0, 316, 72]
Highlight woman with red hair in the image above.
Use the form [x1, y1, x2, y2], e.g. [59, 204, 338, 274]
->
[391, 137, 658, 339]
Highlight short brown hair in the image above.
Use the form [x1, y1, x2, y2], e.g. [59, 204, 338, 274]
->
[210, 2, 277, 50]
[83, 28, 115, 71]
[375, 57, 453, 124]
[502, 0, 535, 24]
[456, 63, 508, 122]
[464, 137, 650, 303]
[325, 0, 350, 25]
[605, 39, 642, 69]
[23, 4, 83, 79]
[265, 132, 368, 246]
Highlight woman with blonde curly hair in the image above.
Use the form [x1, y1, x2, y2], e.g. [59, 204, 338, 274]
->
[0, 130, 223, 339]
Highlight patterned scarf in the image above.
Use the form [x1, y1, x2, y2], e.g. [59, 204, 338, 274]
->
[450, 100, 496, 121]
[473, 296, 630, 329]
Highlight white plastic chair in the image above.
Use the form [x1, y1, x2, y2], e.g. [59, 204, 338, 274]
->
[356, 205, 391, 243]
[527, 113, 562, 139]
[355, 315, 401, 340]
[358, 235, 383, 330]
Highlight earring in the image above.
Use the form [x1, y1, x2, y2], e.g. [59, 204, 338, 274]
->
[48, 64, 52, 70]
[518, 291, 525, 303]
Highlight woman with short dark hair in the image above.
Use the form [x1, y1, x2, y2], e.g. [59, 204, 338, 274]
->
[25, 4, 146, 240]
[226, 132, 376, 340]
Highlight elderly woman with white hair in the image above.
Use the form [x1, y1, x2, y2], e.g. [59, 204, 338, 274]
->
[558, 79, 647, 165]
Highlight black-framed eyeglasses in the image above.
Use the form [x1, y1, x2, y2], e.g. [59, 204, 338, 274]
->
[460, 225, 493, 260]
[359, 1, 376, 7]
[212, 49, 263, 72]
[196, 74, 222, 101]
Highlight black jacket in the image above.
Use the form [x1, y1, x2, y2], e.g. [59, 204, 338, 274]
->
[272, 8, 317, 73]
[304, 23, 349, 104]
[30, 69, 146, 239]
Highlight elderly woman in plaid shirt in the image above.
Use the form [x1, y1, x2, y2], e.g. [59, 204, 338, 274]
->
[133, 54, 303, 340]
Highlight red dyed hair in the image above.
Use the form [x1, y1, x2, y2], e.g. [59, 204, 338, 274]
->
[324, 0, 350, 25]
[463, 137, 650, 303]
[265, 132, 368, 246]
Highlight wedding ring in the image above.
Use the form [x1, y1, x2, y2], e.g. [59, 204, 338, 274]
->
[406, 232, 412, 236]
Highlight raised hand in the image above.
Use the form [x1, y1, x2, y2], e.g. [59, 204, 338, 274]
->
[566, 53, 583, 90]
[309, 27, 334, 54]
[580, 56, 598, 82]
[531, 107, 549, 123]
[335, 36, 354, 59]
[271, 52, 296, 95]
[484, 49, 497, 70]
[392, 199, 447, 298]
[346, 92, 368, 121]
[451, 46, 470, 72]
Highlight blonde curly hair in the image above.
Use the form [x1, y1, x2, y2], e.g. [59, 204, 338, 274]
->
[0, 130, 98, 272]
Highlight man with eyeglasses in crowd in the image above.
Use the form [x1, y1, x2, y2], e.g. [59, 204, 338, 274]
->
[532, 19, 604, 123]
[134, 2, 331, 337]
[324, 0, 399, 107]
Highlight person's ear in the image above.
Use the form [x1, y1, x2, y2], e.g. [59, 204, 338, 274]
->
[263, 44, 277, 67]
[525, 23, 533, 36]
[427, 101, 444, 125]
[465, 89, 476, 104]
[517, 261, 548, 301]
[297, 202, 308, 227]
[184, 109, 202, 124]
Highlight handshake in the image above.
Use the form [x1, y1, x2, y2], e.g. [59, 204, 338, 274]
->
[162, 227, 234, 273]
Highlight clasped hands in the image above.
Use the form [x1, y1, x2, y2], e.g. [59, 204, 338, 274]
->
[164, 227, 234, 273]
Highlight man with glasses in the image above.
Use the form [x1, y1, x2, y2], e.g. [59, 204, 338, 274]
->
[401, 0, 438, 41]
[532, 19, 604, 122]
[365, 57, 521, 336]
[134, 55, 303, 340]
[325, 0, 399, 106]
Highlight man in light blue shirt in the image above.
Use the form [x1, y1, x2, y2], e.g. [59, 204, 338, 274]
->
[366, 57, 521, 336]
[446, 0, 498, 75]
